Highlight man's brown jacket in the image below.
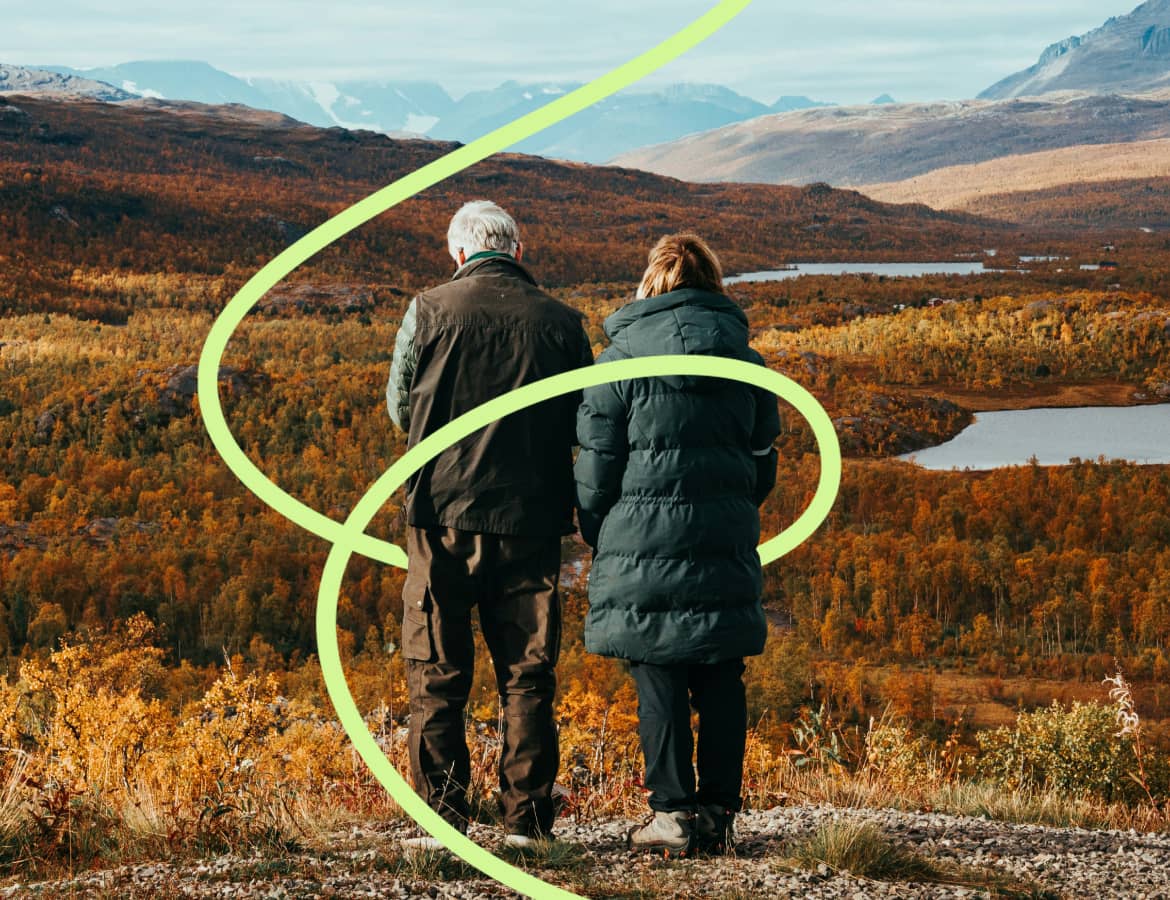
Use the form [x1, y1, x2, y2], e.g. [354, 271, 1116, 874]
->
[387, 252, 593, 536]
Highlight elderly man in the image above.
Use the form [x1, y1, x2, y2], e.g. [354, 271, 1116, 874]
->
[387, 200, 592, 848]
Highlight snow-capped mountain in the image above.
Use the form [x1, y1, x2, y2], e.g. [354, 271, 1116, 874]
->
[39, 61, 451, 134]
[12, 59, 789, 162]
[246, 78, 454, 134]
[41, 61, 271, 107]
[429, 80, 774, 162]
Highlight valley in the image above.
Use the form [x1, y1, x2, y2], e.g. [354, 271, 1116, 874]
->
[1, 3, 1170, 886]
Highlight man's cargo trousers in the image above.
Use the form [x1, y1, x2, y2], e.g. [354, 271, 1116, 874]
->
[401, 525, 562, 837]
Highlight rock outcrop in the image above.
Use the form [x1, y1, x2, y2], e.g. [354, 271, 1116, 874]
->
[0, 64, 131, 101]
[979, 0, 1170, 99]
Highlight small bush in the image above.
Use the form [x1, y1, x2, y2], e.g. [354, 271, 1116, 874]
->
[863, 717, 939, 789]
[974, 699, 1161, 802]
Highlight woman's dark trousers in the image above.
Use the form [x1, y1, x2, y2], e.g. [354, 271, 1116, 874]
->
[629, 657, 747, 813]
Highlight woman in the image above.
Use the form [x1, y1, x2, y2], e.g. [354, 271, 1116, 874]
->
[574, 233, 780, 857]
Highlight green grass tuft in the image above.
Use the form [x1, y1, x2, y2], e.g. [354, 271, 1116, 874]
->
[786, 818, 1059, 899]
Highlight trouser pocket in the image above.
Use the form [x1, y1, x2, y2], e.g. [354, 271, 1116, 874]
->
[401, 577, 436, 663]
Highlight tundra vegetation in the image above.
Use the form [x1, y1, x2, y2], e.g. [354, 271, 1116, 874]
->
[0, 95, 1169, 883]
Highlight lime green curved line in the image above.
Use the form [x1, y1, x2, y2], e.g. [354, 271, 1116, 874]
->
[317, 355, 840, 900]
[341, 356, 840, 569]
[195, 0, 752, 570]
[189, 1, 839, 895]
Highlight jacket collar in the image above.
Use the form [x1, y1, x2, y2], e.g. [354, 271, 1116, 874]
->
[603, 287, 747, 339]
[450, 252, 538, 286]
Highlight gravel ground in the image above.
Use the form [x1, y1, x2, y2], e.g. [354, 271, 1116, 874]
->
[2, 804, 1169, 898]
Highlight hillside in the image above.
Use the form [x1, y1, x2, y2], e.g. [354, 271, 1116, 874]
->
[860, 138, 1170, 227]
[610, 93, 1170, 188]
[861, 138, 1170, 208]
[0, 93, 1002, 322]
[958, 175, 1170, 229]
[980, 0, 1170, 99]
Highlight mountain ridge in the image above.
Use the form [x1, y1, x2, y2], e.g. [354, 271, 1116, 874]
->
[611, 92, 1170, 187]
[14, 60, 807, 163]
[0, 63, 131, 101]
[979, 0, 1170, 98]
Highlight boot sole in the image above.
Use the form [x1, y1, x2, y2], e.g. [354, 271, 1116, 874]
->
[627, 840, 694, 859]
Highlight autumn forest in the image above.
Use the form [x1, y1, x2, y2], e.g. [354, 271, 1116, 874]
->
[1, 92, 1169, 872]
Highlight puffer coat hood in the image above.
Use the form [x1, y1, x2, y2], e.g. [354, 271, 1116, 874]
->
[602, 289, 752, 389]
[574, 287, 781, 665]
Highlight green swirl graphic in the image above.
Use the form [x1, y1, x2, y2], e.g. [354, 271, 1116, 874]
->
[317, 357, 838, 898]
[197, 0, 754, 571]
[195, 2, 845, 895]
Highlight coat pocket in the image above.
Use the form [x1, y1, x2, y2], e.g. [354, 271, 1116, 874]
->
[401, 578, 436, 663]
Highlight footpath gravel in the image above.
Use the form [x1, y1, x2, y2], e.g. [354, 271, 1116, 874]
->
[2, 804, 1168, 898]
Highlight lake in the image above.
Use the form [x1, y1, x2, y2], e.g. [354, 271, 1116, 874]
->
[726, 262, 997, 283]
[899, 405, 1170, 470]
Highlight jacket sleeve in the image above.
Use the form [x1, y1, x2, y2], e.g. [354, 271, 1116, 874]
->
[574, 377, 627, 548]
[386, 297, 419, 433]
[748, 350, 782, 506]
[567, 325, 595, 448]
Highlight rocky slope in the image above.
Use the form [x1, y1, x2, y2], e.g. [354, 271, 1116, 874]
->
[3, 805, 1168, 898]
[0, 64, 130, 101]
[980, 0, 1170, 99]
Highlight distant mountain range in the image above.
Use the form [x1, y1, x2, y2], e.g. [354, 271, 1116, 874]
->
[4, 0, 1168, 221]
[4, 60, 837, 163]
[980, 0, 1170, 99]
[609, 0, 1170, 228]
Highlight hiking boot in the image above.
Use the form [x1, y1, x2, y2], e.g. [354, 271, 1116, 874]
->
[626, 809, 696, 858]
[695, 804, 735, 855]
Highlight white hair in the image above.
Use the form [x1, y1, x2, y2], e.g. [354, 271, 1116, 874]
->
[446, 200, 520, 261]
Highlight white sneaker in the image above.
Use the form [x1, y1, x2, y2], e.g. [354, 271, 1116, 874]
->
[401, 832, 461, 852]
[503, 833, 540, 849]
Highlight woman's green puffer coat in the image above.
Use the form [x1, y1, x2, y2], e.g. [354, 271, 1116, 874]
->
[574, 287, 781, 665]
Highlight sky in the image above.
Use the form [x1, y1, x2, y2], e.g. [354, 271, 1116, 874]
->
[0, 1, 1147, 104]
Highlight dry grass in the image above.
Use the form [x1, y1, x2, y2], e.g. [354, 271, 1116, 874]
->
[788, 818, 937, 880]
[0, 617, 1165, 885]
[860, 139, 1170, 210]
[784, 818, 1056, 898]
[747, 765, 1170, 832]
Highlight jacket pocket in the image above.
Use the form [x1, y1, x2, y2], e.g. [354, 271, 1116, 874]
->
[401, 578, 436, 663]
